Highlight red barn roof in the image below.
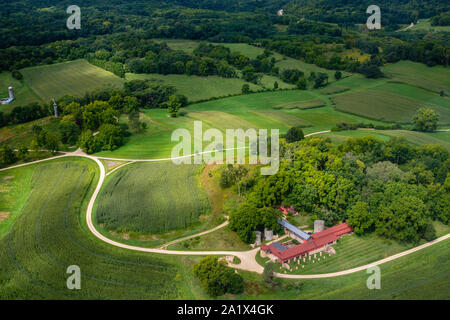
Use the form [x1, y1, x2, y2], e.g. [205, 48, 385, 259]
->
[261, 223, 353, 263]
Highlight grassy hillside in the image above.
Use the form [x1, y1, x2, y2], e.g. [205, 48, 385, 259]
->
[318, 129, 450, 150]
[0, 158, 185, 299]
[96, 162, 210, 236]
[126, 73, 263, 102]
[383, 61, 450, 94]
[409, 19, 450, 32]
[0, 72, 42, 113]
[19, 59, 125, 103]
[95, 90, 384, 159]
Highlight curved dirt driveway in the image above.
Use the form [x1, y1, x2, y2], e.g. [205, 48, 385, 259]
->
[1, 133, 449, 279]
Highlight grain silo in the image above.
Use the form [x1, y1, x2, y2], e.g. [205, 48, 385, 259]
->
[314, 220, 325, 233]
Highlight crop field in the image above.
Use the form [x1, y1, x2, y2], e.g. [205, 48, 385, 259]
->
[0, 72, 43, 112]
[19, 59, 125, 103]
[126, 73, 261, 102]
[332, 87, 450, 124]
[95, 91, 388, 159]
[320, 85, 350, 95]
[272, 99, 326, 110]
[96, 162, 210, 235]
[275, 56, 349, 83]
[382, 61, 450, 94]
[0, 158, 185, 299]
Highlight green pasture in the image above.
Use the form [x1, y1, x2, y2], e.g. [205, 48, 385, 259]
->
[318, 129, 450, 150]
[19, 59, 124, 103]
[409, 19, 450, 32]
[333, 86, 450, 124]
[95, 90, 386, 159]
[382, 61, 450, 94]
[126, 73, 261, 102]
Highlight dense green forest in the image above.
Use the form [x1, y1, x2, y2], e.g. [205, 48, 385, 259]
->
[1, 0, 448, 70]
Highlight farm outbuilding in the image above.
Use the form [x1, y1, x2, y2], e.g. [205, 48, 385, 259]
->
[261, 222, 353, 263]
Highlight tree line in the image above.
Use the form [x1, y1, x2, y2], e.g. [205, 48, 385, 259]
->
[226, 135, 449, 244]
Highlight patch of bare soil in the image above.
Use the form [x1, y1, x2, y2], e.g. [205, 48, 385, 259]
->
[0, 212, 10, 222]
[105, 160, 121, 169]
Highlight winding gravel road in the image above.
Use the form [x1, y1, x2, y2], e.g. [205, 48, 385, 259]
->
[2, 129, 449, 278]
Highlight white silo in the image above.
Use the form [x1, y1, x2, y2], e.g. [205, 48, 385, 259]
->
[314, 220, 325, 233]
[8, 87, 14, 100]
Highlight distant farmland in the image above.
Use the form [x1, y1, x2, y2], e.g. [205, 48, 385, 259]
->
[20, 59, 125, 102]
[96, 162, 210, 235]
[126, 73, 262, 102]
[383, 61, 450, 95]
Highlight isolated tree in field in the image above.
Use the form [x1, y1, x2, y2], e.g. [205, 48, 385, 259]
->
[262, 263, 278, 289]
[273, 81, 278, 90]
[192, 256, 243, 297]
[413, 107, 440, 132]
[128, 111, 142, 133]
[334, 70, 342, 80]
[241, 83, 250, 94]
[166, 95, 182, 117]
[0, 145, 16, 166]
[285, 126, 304, 143]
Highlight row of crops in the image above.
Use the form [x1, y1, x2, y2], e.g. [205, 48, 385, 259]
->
[96, 162, 211, 235]
[0, 159, 182, 299]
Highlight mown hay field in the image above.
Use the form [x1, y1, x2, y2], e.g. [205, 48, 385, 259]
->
[126, 73, 261, 102]
[333, 85, 450, 124]
[95, 90, 389, 159]
[272, 99, 325, 110]
[20, 59, 125, 102]
[0, 158, 182, 299]
[96, 162, 210, 235]
[382, 61, 450, 94]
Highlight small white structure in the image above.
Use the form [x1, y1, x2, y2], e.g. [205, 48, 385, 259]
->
[254, 231, 262, 246]
[52, 98, 58, 118]
[314, 220, 325, 233]
[277, 9, 284, 16]
[0, 86, 14, 105]
[264, 228, 273, 241]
